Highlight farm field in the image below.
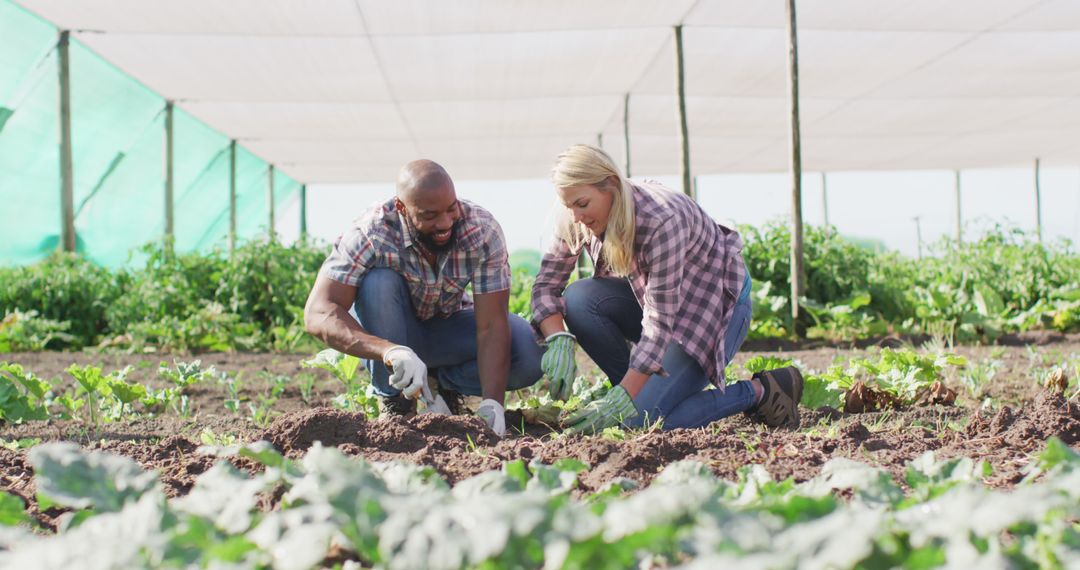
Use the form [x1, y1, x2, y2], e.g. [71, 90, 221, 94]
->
[0, 338, 1077, 569]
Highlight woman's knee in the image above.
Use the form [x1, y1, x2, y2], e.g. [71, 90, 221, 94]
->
[562, 278, 601, 316]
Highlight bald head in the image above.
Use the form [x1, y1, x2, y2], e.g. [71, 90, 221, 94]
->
[394, 159, 461, 252]
[396, 159, 453, 202]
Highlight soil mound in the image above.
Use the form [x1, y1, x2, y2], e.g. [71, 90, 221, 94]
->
[966, 390, 1080, 449]
[261, 408, 367, 456]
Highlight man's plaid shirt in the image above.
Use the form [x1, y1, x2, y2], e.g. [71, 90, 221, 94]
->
[532, 181, 748, 389]
[320, 198, 511, 321]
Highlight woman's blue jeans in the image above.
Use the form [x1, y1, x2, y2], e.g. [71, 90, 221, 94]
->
[563, 274, 755, 430]
[352, 268, 544, 397]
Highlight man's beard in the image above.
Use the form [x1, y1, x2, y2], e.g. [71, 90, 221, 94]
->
[415, 223, 458, 255]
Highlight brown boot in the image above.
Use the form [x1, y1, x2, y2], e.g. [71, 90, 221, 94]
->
[438, 386, 467, 415]
[748, 366, 804, 429]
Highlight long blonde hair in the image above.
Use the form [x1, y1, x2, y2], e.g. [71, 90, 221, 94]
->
[552, 144, 636, 277]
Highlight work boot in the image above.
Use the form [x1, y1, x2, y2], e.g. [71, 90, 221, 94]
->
[438, 386, 467, 416]
[747, 366, 803, 429]
[379, 393, 417, 418]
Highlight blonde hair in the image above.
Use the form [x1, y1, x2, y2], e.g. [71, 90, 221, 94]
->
[552, 144, 636, 277]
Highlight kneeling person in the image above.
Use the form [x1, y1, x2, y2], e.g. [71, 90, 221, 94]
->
[304, 160, 543, 436]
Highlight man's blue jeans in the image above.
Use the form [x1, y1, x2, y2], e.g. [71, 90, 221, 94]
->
[563, 274, 755, 430]
[353, 268, 544, 397]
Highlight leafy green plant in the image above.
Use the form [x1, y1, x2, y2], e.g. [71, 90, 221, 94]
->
[0, 310, 76, 352]
[0, 362, 51, 423]
[7, 439, 1080, 570]
[300, 349, 379, 418]
[807, 348, 966, 412]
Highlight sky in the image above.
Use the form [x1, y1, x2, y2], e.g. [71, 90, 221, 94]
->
[273, 165, 1080, 260]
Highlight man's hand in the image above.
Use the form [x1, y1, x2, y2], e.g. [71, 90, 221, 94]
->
[560, 385, 638, 435]
[476, 398, 506, 437]
[382, 345, 427, 398]
[541, 332, 578, 401]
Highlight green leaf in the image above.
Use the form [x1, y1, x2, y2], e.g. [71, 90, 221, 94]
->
[801, 375, 844, 409]
[66, 365, 106, 395]
[0, 491, 28, 526]
[28, 442, 160, 512]
[743, 356, 794, 375]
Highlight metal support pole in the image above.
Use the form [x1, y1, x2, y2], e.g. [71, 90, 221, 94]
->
[1035, 158, 1043, 243]
[229, 140, 237, 254]
[914, 216, 923, 260]
[692, 176, 699, 202]
[821, 172, 829, 234]
[623, 93, 631, 178]
[164, 101, 175, 252]
[57, 30, 76, 253]
[597, 133, 603, 149]
[785, 0, 806, 332]
[954, 170, 962, 244]
[267, 165, 275, 239]
[299, 184, 308, 238]
[674, 25, 692, 197]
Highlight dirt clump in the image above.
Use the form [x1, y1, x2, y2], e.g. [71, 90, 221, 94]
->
[261, 408, 367, 456]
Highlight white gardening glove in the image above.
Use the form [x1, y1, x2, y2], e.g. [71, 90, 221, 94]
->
[476, 399, 506, 437]
[382, 345, 427, 399]
[419, 383, 452, 415]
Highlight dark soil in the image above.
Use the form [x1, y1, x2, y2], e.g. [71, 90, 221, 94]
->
[2, 341, 1079, 527]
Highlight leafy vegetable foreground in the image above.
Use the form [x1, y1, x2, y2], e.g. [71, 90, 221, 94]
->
[1, 438, 1078, 569]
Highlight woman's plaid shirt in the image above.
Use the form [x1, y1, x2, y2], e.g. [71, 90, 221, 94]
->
[532, 181, 747, 389]
[320, 198, 511, 321]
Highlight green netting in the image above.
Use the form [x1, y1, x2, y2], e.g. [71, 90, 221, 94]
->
[69, 41, 165, 267]
[272, 166, 300, 236]
[0, 0, 60, 265]
[0, 0, 301, 267]
[172, 108, 231, 253]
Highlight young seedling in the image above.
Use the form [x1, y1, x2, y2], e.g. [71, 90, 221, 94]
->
[65, 365, 110, 432]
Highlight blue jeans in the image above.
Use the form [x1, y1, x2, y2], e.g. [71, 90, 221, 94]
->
[353, 268, 544, 397]
[563, 273, 754, 430]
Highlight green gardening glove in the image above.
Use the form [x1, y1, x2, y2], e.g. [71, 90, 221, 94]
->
[560, 385, 639, 435]
[541, 332, 578, 401]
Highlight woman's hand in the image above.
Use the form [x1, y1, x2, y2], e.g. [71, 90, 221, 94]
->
[560, 385, 638, 435]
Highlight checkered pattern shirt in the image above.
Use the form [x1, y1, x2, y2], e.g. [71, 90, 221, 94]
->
[320, 198, 511, 321]
[532, 181, 747, 388]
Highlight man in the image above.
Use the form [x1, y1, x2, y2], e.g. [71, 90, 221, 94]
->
[304, 159, 543, 436]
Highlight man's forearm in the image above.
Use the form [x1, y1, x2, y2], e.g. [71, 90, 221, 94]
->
[476, 319, 511, 403]
[307, 304, 395, 360]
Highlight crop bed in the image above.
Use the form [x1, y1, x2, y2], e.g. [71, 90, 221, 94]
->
[1, 340, 1078, 535]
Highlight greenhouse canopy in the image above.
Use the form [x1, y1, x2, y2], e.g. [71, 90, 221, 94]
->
[3, 0, 1080, 265]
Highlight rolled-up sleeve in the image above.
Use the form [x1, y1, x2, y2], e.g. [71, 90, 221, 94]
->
[473, 224, 512, 294]
[320, 229, 376, 287]
[530, 236, 579, 330]
[628, 222, 688, 377]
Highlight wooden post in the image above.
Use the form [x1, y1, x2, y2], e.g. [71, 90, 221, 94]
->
[821, 172, 829, 234]
[164, 101, 175, 253]
[267, 165, 275, 239]
[674, 25, 692, 197]
[1035, 158, 1043, 243]
[229, 140, 237, 254]
[299, 184, 308, 239]
[57, 30, 76, 253]
[623, 93, 631, 178]
[954, 170, 962, 244]
[914, 216, 923, 260]
[785, 0, 806, 332]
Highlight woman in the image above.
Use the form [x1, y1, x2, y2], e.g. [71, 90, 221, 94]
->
[531, 144, 803, 434]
